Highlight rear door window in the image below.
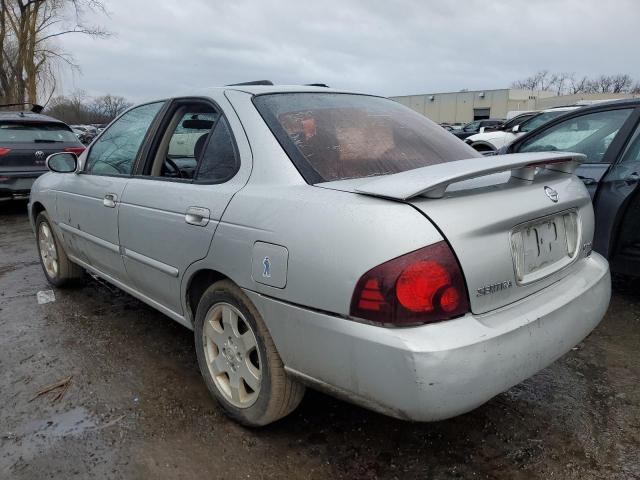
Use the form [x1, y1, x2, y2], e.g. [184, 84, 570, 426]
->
[253, 93, 479, 183]
[518, 109, 633, 163]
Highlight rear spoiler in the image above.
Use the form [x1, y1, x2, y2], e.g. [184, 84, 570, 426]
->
[355, 152, 585, 200]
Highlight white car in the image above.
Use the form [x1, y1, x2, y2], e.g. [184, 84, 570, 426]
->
[466, 107, 579, 153]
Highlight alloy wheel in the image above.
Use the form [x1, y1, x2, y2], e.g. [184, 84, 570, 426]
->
[202, 303, 261, 408]
[38, 222, 59, 279]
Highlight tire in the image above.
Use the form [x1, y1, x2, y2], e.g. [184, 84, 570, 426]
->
[194, 280, 305, 427]
[35, 211, 83, 287]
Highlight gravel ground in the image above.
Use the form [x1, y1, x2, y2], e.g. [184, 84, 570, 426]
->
[1, 201, 638, 479]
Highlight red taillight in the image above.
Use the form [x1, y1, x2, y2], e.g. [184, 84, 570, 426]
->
[350, 242, 469, 326]
[64, 147, 85, 155]
[0, 148, 11, 156]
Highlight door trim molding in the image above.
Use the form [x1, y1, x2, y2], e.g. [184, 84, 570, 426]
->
[58, 222, 120, 253]
[123, 247, 179, 277]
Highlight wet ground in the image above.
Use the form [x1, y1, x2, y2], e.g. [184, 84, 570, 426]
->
[0, 200, 638, 480]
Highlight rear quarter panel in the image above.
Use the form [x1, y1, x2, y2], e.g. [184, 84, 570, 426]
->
[192, 184, 443, 316]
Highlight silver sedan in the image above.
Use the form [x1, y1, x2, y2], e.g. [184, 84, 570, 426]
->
[28, 85, 610, 426]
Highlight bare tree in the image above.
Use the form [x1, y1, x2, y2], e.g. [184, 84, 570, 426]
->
[45, 90, 133, 124]
[610, 74, 633, 93]
[511, 70, 554, 91]
[91, 94, 132, 120]
[0, 0, 109, 106]
[568, 75, 589, 94]
[514, 71, 639, 95]
[550, 72, 573, 95]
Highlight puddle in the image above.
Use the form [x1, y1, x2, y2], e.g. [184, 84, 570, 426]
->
[20, 406, 97, 439]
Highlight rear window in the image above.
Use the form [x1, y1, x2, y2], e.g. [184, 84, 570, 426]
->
[253, 93, 479, 183]
[0, 122, 78, 143]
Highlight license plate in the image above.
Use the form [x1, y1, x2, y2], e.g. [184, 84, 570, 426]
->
[511, 212, 579, 284]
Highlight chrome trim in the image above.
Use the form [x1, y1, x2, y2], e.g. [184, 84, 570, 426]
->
[57, 222, 120, 253]
[122, 247, 179, 277]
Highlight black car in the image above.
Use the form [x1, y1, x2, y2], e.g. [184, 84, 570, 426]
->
[500, 99, 640, 277]
[0, 109, 85, 201]
[453, 118, 504, 139]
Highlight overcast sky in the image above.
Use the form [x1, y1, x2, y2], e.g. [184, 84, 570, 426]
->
[55, 0, 640, 102]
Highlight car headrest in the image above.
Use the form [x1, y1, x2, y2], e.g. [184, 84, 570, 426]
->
[194, 133, 209, 161]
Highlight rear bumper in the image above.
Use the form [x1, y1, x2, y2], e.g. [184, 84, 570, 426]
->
[0, 171, 45, 201]
[245, 253, 611, 421]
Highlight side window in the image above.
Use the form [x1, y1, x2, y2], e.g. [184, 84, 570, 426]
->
[143, 102, 238, 183]
[620, 123, 640, 166]
[85, 102, 164, 175]
[154, 109, 219, 178]
[607, 120, 640, 181]
[518, 109, 633, 163]
[195, 117, 239, 183]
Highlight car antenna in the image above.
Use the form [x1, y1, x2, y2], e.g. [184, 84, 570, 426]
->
[305, 83, 330, 88]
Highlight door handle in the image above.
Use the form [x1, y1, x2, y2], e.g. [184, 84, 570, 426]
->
[624, 172, 640, 184]
[185, 206, 210, 226]
[103, 193, 118, 208]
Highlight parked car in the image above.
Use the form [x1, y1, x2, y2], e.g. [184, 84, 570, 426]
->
[466, 107, 579, 153]
[481, 111, 539, 134]
[29, 85, 610, 426]
[71, 125, 98, 145]
[0, 110, 85, 201]
[499, 98, 640, 278]
[452, 118, 504, 139]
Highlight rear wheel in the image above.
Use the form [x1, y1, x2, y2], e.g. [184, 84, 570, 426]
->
[35, 212, 83, 287]
[194, 280, 305, 426]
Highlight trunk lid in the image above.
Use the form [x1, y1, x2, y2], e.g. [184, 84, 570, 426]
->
[319, 152, 594, 314]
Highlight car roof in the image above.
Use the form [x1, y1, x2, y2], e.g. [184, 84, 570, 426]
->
[0, 111, 66, 124]
[540, 106, 581, 113]
[572, 97, 640, 110]
[196, 84, 355, 96]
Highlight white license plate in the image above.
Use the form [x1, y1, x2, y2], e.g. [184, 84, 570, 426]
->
[511, 212, 579, 283]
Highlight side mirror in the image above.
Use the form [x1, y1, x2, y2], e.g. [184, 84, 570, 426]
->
[511, 125, 520, 133]
[479, 127, 485, 134]
[46, 152, 78, 173]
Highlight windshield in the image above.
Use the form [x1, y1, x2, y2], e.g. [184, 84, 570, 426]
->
[520, 110, 570, 133]
[253, 93, 479, 183]
[0, 122, 78, 143]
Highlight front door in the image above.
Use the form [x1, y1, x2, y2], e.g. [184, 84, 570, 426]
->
[594, 116, 640, 273]
[56, 101, 165, 282]
[118, 99, 248, 314]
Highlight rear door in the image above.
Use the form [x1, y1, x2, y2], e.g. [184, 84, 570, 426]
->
[56, 102, 165, 281]
[118, 96, 251, 315]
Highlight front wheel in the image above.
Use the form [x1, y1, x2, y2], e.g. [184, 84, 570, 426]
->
[194, 280, 305, 426]
[35, 212, 83, 287]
